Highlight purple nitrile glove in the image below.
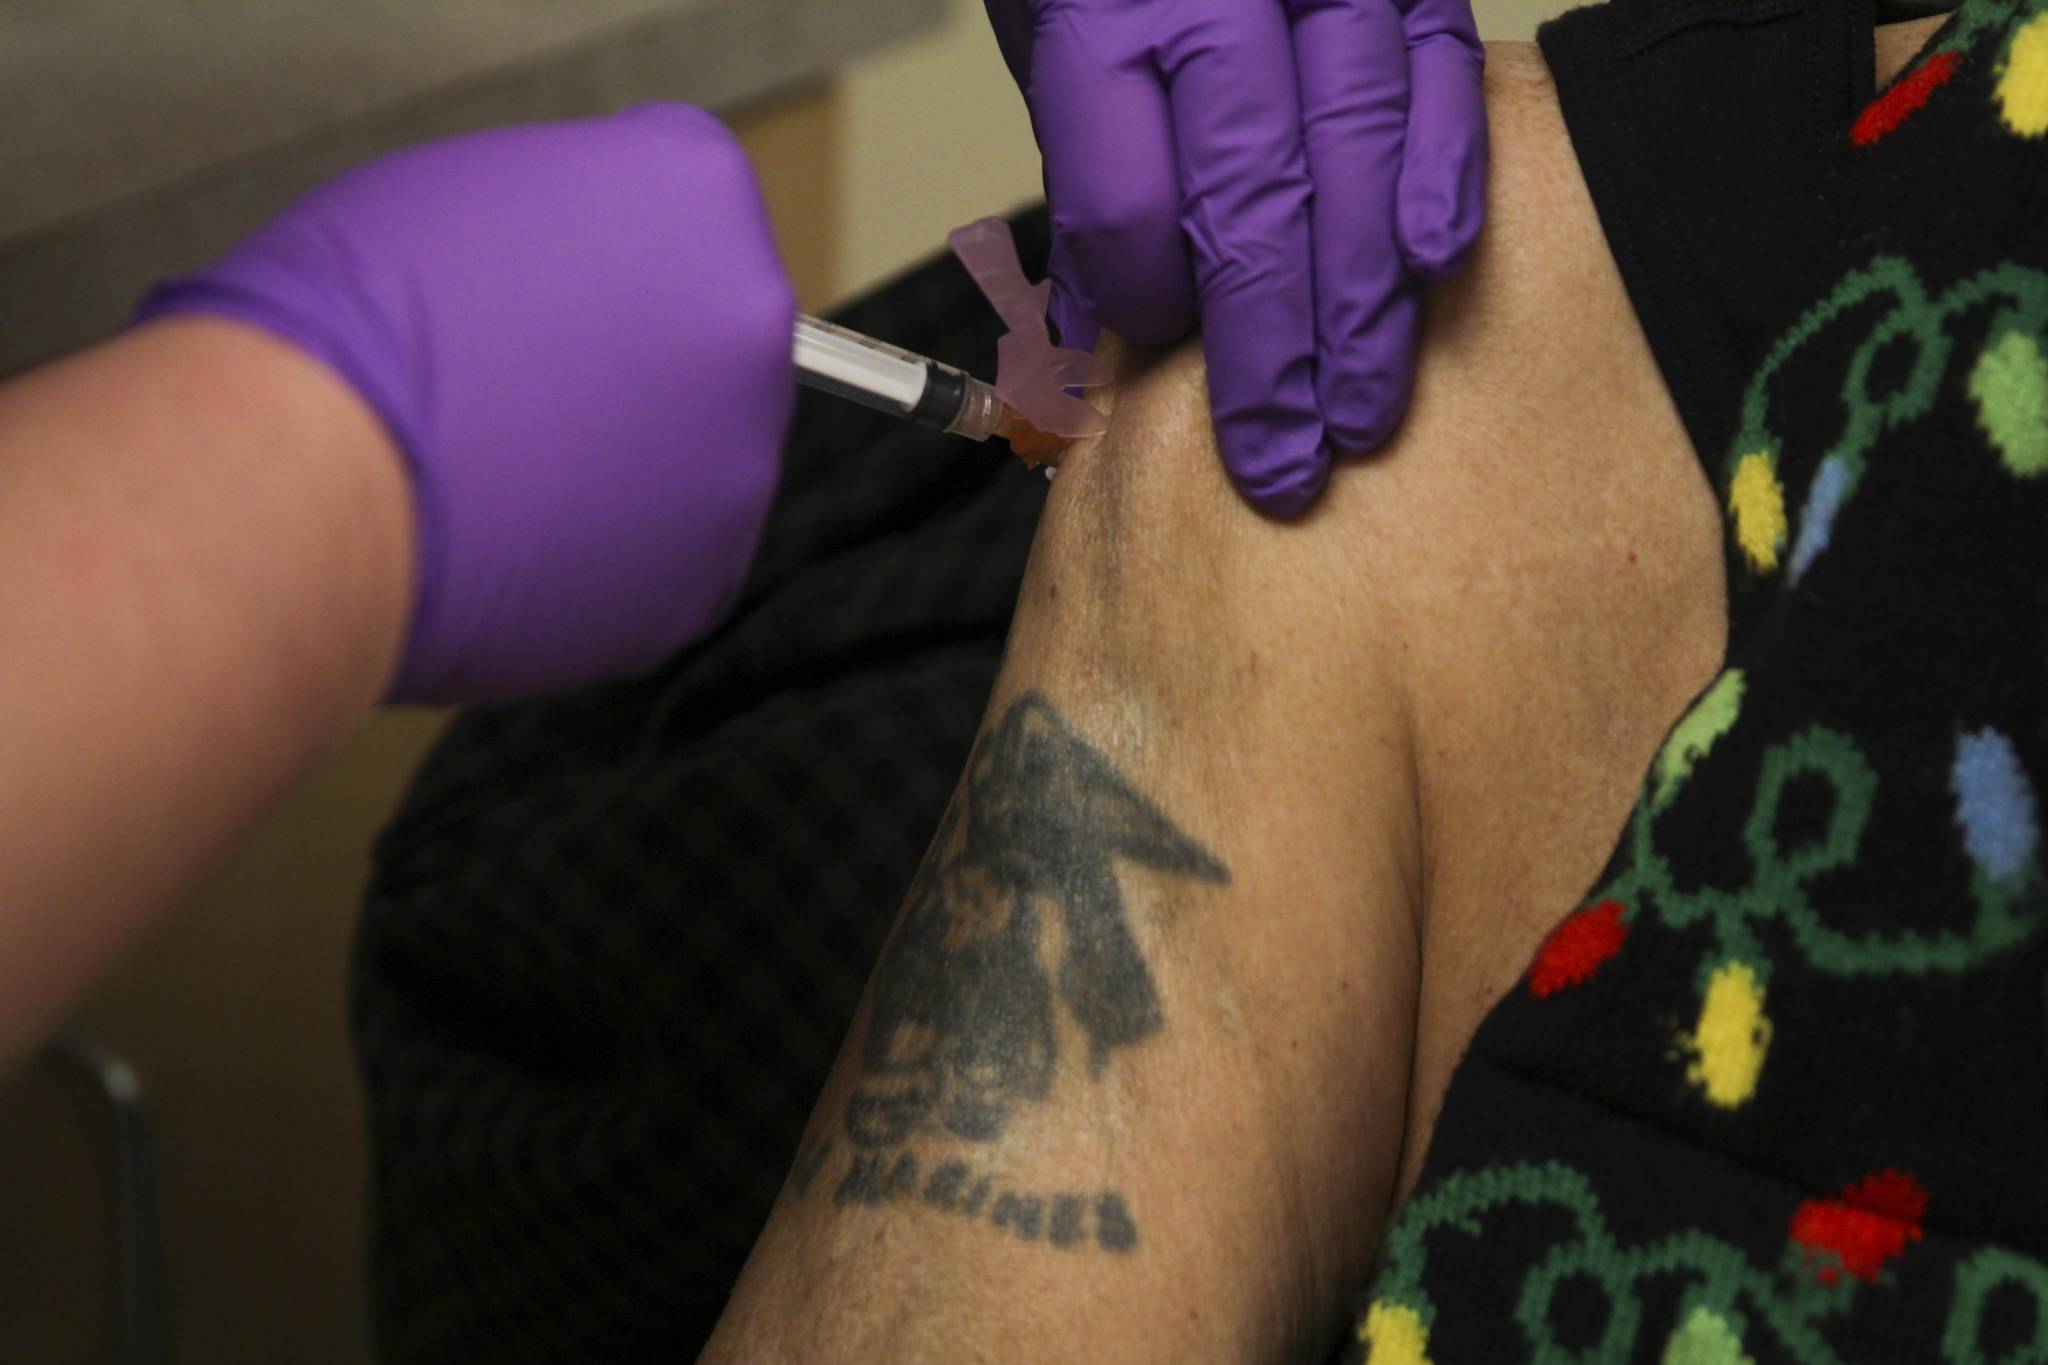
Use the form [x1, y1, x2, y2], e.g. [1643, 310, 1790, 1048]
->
[137, 105, 796, 704]
[984, 0, 1487, 516]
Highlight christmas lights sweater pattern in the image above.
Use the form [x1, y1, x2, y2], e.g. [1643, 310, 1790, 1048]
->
[1341, 2, 2048, 1360]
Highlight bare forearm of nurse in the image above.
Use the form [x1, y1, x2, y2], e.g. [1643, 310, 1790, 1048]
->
[0, 318, 412, 1071]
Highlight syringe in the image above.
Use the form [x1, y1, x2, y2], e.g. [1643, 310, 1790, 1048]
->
[793, 314, 1006, 442]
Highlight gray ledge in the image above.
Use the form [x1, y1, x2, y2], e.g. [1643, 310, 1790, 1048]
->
[1, 0, 947, 376]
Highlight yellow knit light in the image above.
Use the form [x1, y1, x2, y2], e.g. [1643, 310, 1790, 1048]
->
[1728, 452, 1787, 573]
[1997, 13, 2048, 138]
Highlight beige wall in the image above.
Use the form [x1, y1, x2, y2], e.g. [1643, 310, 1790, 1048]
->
[831, 0, 1569, 302]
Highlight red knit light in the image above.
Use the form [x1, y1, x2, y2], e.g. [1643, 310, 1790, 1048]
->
[1852, 51, 1962, 146]
[1528, 900, 1629, 998]
[1789, 1169, 1928, 1283]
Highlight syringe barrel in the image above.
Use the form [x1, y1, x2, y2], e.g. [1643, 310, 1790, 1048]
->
[792, 314, 996, 441]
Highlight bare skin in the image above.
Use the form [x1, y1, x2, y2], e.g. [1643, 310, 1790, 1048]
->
[704, 16, 1948, 1363]
[0, 318, 412, 1073]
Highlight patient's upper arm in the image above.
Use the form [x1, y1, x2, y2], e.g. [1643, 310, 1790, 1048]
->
[1031, 40, 1730, 1203]
[702, 38, 1737, 1365]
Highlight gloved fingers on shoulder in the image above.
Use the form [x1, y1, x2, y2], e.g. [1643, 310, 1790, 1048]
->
[981, 0, 1037, 90]
[1217, 414, 1332, 519]
[1047, 238, 1103, 355]
[1317, 287, 1422, 459]
[1158, 2, 1328, 513]
[1286, 0, 1419, 453]
[1031, 20, 1197, 347]
[1206, 322, 1332, 519]
[1394, 0, 1488, 279]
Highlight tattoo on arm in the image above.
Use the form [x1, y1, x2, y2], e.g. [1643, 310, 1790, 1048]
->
[787, 693, 1229, 1254]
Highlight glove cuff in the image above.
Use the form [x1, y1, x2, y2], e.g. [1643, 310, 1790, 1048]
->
[136, 250, 446, 703]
